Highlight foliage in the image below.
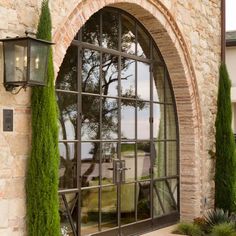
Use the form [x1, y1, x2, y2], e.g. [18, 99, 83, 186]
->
[215, 63, 236, 212]
[194, 217, 208, 232]
[173, 210, 236, 236]
[204, 209, 232, 229]
[210, 223, 236, 236]
[172, 222, 202, 236]
[26, 0, 60, 235]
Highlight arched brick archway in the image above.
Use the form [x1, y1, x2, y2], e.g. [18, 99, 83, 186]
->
[53, 0, 203, 220]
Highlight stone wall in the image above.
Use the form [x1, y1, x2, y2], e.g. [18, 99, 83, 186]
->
[0, 0, 221, 235]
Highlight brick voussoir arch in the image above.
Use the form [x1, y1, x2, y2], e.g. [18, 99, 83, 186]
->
[53, 0, 203, 220]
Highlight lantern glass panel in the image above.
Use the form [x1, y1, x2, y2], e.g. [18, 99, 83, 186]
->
[29, 40, 49, 84]
[4, 40, 28, 83]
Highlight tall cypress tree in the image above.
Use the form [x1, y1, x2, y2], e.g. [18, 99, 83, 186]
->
[215, 63, 236, 212]
[26, 0, 60, 235]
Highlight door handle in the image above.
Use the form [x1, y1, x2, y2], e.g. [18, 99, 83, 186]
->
[108, 160, 131, 184]
[118, 167, 130, 171]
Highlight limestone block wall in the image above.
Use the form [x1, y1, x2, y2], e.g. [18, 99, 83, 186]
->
[0, 0, 221, 235]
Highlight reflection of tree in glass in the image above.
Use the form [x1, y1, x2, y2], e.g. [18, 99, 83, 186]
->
[56, 45, 78, 189]
[121, 15, 136, 54]
[82, 14, 100, 46]
[56, 46, 77, 91]
[81, 52, 143, 186]
[82, 50, 100, 93]
[81, 96, 100, 140]
[57, 9, 151, 188]
[57, 94, 77, 189]
[102, 11, 119, 49]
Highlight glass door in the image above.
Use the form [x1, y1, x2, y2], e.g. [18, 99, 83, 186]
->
[57, 7, 179, 236]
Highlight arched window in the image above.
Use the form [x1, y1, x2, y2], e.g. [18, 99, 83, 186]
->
[56, 7, 179, 236]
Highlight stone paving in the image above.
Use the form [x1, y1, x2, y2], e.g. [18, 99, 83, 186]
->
[142, 225, 186, 236]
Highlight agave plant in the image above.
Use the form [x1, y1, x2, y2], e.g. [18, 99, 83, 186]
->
[204, 209, 232, 228]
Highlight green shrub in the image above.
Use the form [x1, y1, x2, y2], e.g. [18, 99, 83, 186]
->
[26, 0, 60, 235]
[215, 63, 236, 212]
[172, 222, 202, 236]
[211, 223, 236, 236]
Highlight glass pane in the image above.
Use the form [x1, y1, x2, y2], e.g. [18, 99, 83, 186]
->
[56, 45, 78, 91]
[121, 183, 135, 225]
[153, 179, 178, 217]
[152, 45, 162, 64]
[121, 101, 135, 140]
[81, 188, 99, 235]
[121, 58, 135, 98]
[137, 103, 150, 140]
[4, 40, 27, 83]
[30, 41, 48, 83]
[165, 77, 174, 103]
[57, 92, 77, 140]
[137, 181, 151, 220]
[59, 193, 77, 236]
[102, 54, 119, 97]
[166, 142, 177, 176]
[166, 105, 177, 140]
[81, 95, 100, 140]
[102, 98, 118, 140]
[102, 11, 119, 50]
[153, 103, 164, 140]
[121, 14, 135, 55]
[121, 142, 135, 182]
[101, 186, 117, 230]
[137, 62, 150, 101]
[153, 65, 164, 103]
[82, 13, 100, 46]
[169, 179, 178, 207]
[59, 142, 77, 189]
[101, 142, 118, 185]
[81, 142, 100, 187]
[82, 49, 100, 94]
[137, 142, 150, 180]
[137, 26, 150, 58]
[153, 141, 165, 178]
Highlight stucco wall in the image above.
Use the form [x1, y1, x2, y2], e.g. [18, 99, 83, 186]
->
[0, 0, 221, 235]
[226, 46, 236, 102]
[226, 46, 236, 133]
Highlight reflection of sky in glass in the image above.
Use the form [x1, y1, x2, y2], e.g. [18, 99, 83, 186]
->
[137, 104, 150, 139]
[59, 143, 75, 160]
[121, 59, 135, 97]
[121, 104, 135, 139]
[59, 115, 76, 140]
[137, 62, 150, 101]
[102, 98, 118, 139]
[81, 142, 94, 160]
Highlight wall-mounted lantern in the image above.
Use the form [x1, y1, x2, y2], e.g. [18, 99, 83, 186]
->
[0, 36, 53, 92]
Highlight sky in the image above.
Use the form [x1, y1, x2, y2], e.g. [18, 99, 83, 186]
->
[226, 0, 236, 31]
